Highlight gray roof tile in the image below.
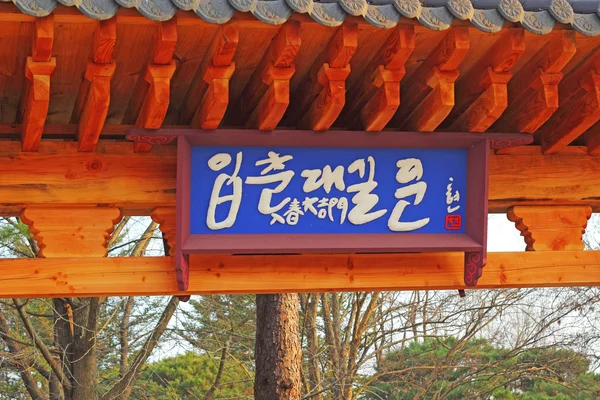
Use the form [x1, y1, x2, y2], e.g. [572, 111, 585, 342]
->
[9, 0, 600, 35]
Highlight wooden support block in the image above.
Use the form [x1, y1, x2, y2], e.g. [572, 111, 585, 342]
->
[91, 19, 117, 64]
[588, 131, 600, 155]
[152, 19, 178, 65]
[449, 29, 524, 132]
[32, 15, 53, 62]
[243, 22, 301, 130]
[292, 23, 358, 130]
[184, 23, 239, 128]
[393, 27, 469, 130]
[21, 207, 123, 258]
[541, 70, 600, 154]
[76, 62, 116, 152]
[494, 31, 576, 134]
[151, 207, 176, 255]
[341, 25, 414, 131]
[508, 206, 591, 251]
[21, 58, 56, 152]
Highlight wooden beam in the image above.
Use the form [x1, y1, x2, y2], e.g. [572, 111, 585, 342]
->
[341, 25, 415, 131]
[394, 27, 470, 131]
[449, 29, 525, 132]
[72, 19, 117, 152]
[291, 23, 358, 130]
[126, 20, 178, 152]
[183, 22, 239, 129]
[0, 142, 599, 212]
[21, 16, 56, 151]
[242, 21, 301, 130]
[2, 251, 600, 297]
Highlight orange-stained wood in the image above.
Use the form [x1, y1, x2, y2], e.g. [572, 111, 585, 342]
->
[396, 27, 470, 131]
[342, 25, 415, 131]
[185, 22, 239, 129]
[508, 206, 591, 251]
[541, 69, 600, 154]
[151, 207, 176, 255]
[0, 143, 599, 213]
[450, 29, 525, 132]
[21, 58, 56, 152]
[126, 20, 178, 152]
[243, 21, 301, 130]
[293, 23, 358, 130]
[494, 31, 576, 134]
[91, 18, 117, 64]
[3, 251, 600, 297]
[32, 15, 53, 62]
[20, 206, 123, 258]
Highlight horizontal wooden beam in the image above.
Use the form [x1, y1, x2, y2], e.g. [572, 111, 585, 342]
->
[0, 142, 599, 214]
[1, 251, 600, 297]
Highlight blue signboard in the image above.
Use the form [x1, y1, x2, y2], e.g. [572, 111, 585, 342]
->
[190, 146, 467, 235]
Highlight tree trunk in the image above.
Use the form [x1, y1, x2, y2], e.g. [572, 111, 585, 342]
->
[254, 294, 302, 400]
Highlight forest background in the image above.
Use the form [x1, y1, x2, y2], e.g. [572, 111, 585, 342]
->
[1, 214, 600, 399]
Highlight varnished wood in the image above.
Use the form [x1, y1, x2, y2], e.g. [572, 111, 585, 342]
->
[395, 27, 470, 131]
[21, 206, 122, 257]
[508, 206, 591, 251]
[450, 29, 525, 132]
[152, 19, 178, 65]
[243, 21, 301, 130]
[2, 251, 600, 297]
[21, 58, 56, 151]
[184, 22, 239, 129]
[292, 23, 358, 130]
[91, 19, 117, 64]
[494, 31, 576, 134]
[32, 15, 53, 62]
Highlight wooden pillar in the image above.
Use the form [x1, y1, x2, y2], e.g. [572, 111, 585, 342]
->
[507, 206, 591, 251]
[20, 207, 122, 258]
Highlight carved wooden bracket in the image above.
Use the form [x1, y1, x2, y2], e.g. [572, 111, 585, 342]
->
[494, 31, 576, 134]
[541, 69, 600, 154]
[292, 23, 358, 130]
[243, 21, 301, 131]
[150, 207, 176, 256]
[21, 16, 55, 152]
[21, 207, 123, 258]
[450, 29, 525, 132]
[395, 27, 470, 132]
[73, 19, 117, 152]
[187, 23, 239, 130]
[508, 206, 592, 251]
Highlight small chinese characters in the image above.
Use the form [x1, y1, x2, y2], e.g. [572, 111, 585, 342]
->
[445, 177, 462, 231]
[205, 151, 445, 232]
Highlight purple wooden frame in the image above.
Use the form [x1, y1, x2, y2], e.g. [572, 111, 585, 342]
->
[127, 129, 532, 291]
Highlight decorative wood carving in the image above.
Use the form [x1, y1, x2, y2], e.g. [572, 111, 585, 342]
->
[342, 25, 415, 131]
[450, 28, 525, 132]
[507, 206, 591, 251]
[494, 31, 576, 134]
[541, 66, 600, 154]
[150, 207, 176, 255]
[185, 22, 239, 130]
[293, 23, 358, 131]
[21, 207, 123, 258]
[73, 19, 117, 152]
[395, 27, 470, 131]
[243, 21, 301, 130]
[21, 16, 56, 152]
[132, 19, 178, 153]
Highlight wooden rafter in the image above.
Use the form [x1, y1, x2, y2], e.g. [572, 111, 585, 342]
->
[393, 27, 470, 132]
[127, 19, 178, 152]
[341, 25, 415, 131]
[492, 31, 576, 134]
[540, 47, 600, 154]
[182, 22, 239, 130]
[4, 251, 600, 297]
[242, 21, 301, 130]
[291, 23, 358, 130]
[72, 19, 117, 152]
[21, 15, 56, 151]
[449, 28, 525, 132]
